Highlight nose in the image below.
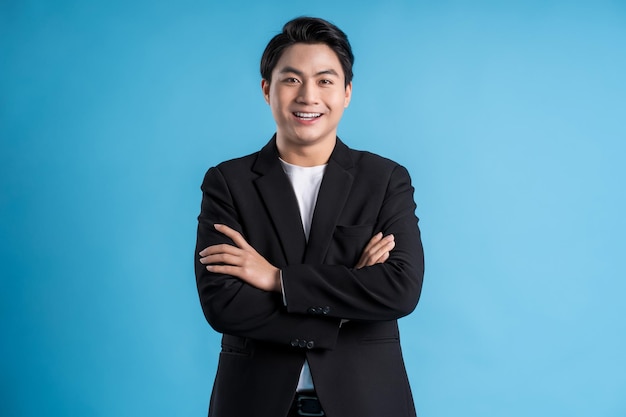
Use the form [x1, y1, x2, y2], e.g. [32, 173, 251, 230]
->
[296, 81, 319, 105]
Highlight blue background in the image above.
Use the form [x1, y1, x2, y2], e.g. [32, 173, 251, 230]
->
[2, 1, 625, 416]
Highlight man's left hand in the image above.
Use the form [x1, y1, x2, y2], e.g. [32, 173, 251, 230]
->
[199, 224, 281, 292]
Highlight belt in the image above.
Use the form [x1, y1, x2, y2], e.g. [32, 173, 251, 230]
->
[290, 390, 325, 416]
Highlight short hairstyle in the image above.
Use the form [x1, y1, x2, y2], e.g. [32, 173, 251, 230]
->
[260, 17, 354, 87]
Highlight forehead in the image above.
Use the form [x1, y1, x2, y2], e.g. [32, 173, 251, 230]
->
[274, 43, 344, 76]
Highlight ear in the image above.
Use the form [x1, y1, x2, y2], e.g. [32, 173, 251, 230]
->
[343, 81, 352, 108]
[261, 79, 271, 104]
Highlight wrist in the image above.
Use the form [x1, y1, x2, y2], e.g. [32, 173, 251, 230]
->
[273, 268, 282, 292]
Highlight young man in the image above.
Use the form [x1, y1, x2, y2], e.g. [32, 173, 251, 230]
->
[195, 17, 424, 417]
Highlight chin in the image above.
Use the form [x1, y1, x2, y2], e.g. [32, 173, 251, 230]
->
[294, 135, 329, 146]
[293, 129, 333, 143]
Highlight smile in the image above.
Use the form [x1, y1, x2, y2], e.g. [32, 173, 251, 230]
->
[293, 112, 322, 120]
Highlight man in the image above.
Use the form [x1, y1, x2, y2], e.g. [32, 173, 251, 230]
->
[195, 17, 424, 417]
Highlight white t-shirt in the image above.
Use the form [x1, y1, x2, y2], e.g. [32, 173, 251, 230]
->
[279, 158, 327, 391]
[280, 158, 326, 240]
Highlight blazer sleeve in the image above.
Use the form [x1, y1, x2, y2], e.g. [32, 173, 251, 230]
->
[281, 164, 425, 321]
[195, 166, 341, 349]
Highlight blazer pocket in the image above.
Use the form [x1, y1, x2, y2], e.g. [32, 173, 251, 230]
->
[220, 348, 250, 357]
[327, 224, 375, 266]
[221, 334, 251, 357]
[334, 224, 375, 237]
[359, 336, 400, 345]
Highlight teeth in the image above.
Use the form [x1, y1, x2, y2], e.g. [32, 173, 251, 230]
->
[294, 112, 321, 118]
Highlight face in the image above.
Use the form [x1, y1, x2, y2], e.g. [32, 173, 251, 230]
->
[262, 43, 352, 158]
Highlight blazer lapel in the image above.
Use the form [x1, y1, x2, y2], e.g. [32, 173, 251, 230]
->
[304, 139, 354, 264]
[253, 137, 307, 265]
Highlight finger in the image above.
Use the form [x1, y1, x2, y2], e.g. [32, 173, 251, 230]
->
[355, 233, 388, 268]
[362, 232, 383, 252]
[199, 243, 241, 257]
[206, 264, 243, 277]
[355, 233, 384, 268]
[374, 250, 390, 264]
[370, 239, 395, 262]
[364, 234, 394, 261]
[200, 252, 242, 266]
[214, 224, 250, 249]
[358, 238, 395, 268]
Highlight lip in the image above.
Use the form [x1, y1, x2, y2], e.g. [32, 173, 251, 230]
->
[292, 111, 323, 125]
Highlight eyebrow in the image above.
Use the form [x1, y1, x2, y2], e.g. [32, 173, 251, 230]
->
[279, 66, 340, 77]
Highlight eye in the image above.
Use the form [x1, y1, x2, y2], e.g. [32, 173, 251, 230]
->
[319, 79, 333, 85]
[284, 77, 300, 84]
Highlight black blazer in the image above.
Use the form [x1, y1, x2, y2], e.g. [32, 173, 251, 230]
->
[195, 137, 424, 417]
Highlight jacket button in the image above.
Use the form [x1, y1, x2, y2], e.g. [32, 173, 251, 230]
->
[291, 339, 299, 347]
[307, 307, 317, 314]
[322, 306, 330, 315]
[306, 341, 315, 349]
[298, 339, 307, 348]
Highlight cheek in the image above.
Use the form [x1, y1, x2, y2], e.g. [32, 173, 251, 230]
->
[330, 92, 349, 110]
[269, 95, 286, 114]
[333, 98, 349, 114]
[273, 93, 293, 113]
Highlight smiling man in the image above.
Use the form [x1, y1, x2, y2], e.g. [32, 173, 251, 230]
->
[195, 17, 424, 417]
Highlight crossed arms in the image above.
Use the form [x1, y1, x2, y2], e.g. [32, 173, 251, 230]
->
[194, 162, 423, 348]
[199, 224, 396, 293]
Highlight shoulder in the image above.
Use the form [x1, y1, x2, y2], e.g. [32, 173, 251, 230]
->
[350, 148, 400, 169]
[205, 136, 278, 179]
[200, 150, 261, 191]
[214, 151, 259, 172]
[331, 141, 414, 196]
[341, 142, 410, 180]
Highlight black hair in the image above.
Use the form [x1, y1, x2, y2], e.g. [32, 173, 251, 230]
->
[260, 17, 354, 87]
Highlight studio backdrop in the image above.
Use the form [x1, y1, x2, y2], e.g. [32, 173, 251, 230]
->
[1, 1, 625, 416]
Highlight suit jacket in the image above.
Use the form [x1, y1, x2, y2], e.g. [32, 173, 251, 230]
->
[195, 136, 424, 417]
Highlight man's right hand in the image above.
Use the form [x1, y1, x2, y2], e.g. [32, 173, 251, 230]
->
[354, 232, 395, 269]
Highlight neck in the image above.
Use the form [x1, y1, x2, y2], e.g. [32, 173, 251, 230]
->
[276, 136, 336, 167]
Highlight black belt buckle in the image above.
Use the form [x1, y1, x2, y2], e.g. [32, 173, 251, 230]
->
[296, 393, 324, 416]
